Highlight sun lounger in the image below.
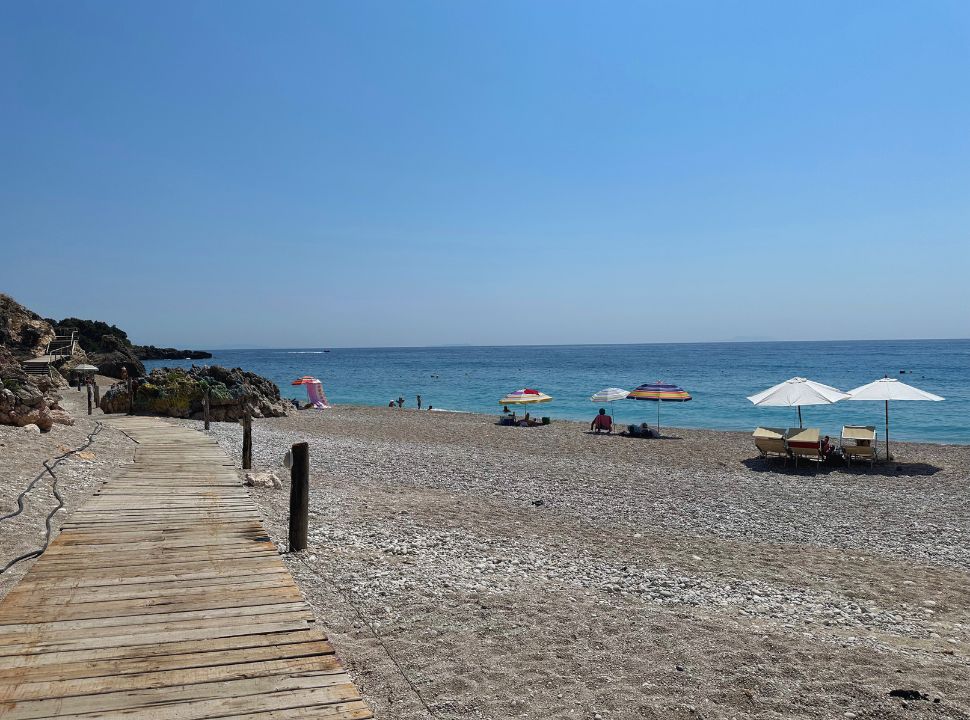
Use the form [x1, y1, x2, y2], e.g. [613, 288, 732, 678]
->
[841, 425, 877, 468]
[753, 427, 789, 462]
[786, 427, 822, 468]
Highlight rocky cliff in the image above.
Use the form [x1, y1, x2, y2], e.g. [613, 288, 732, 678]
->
[132, 345, 213, 361]
[0, 293, 55, 359]
[0, 346, 73, 430]
[86, 335, 146, 379]
[99, 365, 288, 421]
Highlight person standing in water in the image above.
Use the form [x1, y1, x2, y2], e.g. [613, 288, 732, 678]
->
[416, 394, 422, 410]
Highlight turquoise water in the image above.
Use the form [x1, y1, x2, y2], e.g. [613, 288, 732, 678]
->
[145, 340, 970, 444]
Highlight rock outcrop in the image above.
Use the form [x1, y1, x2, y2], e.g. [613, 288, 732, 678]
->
[0, 346, 73, 430]
[87, 335, 146, 379]
[100, 365, 288, 421]
[0, 293, 55, 359]
[49, 317, 130, 354]
[132, 345, 213, 361]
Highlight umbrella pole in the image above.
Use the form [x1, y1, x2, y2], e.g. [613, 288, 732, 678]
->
[885, 399, 891, 461]
[657, 402, 661, 436]
[798, 406, 803, 428]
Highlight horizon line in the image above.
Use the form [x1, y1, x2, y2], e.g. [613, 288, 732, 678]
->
[161, 337, 970, 353]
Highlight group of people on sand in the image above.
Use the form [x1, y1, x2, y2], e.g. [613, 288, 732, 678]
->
[501, 406, 542, 427]
[591, 409, 653, 437]
[388, 394, 433, 411]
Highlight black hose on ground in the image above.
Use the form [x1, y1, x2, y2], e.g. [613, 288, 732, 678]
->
[0, 421, 104, 575]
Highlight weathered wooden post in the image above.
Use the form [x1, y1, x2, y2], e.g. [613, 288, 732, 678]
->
[93, 381, 100, 407]
[289, 442, 309, 552]
[242, 412, 252, 470]
[203, 389, 211, 431]
[86, 383, 92, 415]
[127, 379, 134, 416]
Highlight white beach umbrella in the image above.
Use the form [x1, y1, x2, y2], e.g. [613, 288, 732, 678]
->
[747, 376, 849, 428]
[590, 387, 630, 422]
[846, 376, 944, 460]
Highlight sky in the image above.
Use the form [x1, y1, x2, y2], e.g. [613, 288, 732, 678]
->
[1, 1, 968, 348]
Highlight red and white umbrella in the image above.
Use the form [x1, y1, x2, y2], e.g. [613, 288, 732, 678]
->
[499, 388, 553, 406]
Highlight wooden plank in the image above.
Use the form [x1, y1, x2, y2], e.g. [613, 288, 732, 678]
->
[0, 612, 315, 654]
[0, 602, 313, 636]
[0, 630, 327, 672]
[0, 638, 335, 683]
[2, 655, 346, 702]
[0, 673, 355, 719]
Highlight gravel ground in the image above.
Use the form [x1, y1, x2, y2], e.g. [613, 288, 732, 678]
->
[0, 379, 134, 599]
[175, 405, 970, 720]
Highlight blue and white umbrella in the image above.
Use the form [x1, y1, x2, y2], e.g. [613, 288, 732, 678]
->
[590, 387, 629, 423]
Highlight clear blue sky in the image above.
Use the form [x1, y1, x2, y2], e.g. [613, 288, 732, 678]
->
[2, 1, 968, 348]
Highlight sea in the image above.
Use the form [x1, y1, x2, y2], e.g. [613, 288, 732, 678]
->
[144, 339, 970, 444]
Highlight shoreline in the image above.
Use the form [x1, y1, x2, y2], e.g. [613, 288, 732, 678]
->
[143, 337, 969, 446]
[290, 401, 970, 448]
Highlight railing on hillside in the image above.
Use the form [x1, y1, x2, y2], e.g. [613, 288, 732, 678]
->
[45, 329, 77, 360]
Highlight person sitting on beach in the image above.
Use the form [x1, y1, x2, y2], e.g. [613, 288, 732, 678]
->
[518, 412, 532, 427]
[591, 409, 613, 434]
[821, 435, 838, 460]
[503, 405, 510, 414]
[388, 400, 395, 408]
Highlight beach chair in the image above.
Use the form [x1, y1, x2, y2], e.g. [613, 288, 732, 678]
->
[841, 425, 877, 468]
[786, 427, 822, 468]
[752, 427, 789, 463]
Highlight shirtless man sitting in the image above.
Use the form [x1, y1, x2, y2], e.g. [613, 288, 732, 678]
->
[591, 409, 613, 434]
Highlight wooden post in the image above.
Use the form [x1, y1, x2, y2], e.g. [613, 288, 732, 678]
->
[127, 379, 134, 416]
[93, 382, 100, 407]
[203, 390, 211, 431]
[242, 413, 252, 470]
[86, 383, 92, 415]
[289, 442, 309, 552]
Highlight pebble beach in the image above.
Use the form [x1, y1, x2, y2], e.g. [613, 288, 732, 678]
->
[170, 405, 970, 719]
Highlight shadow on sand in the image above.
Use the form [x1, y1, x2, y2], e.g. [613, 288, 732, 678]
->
[742, 457, 943, 477]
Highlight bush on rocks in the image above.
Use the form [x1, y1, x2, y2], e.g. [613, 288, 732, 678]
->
[99, 365, 287, 421]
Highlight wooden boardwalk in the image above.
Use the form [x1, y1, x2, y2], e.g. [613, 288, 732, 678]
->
[0, 416, 372, 719]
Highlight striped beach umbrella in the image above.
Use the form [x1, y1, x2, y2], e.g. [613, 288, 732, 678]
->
[627, 381, 692, 435]
[590, 387, 629, 422]
[499, 388, 553, 406]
